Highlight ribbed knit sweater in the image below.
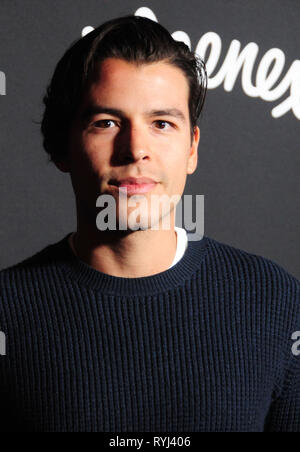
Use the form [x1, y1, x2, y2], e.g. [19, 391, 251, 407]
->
[0, 233, 299, 432]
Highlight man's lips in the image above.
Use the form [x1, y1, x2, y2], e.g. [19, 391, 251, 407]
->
[110, 177, 157, 186]
[109, 177, 158, 194]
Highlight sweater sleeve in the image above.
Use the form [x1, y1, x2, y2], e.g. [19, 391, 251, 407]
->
[264, 294, 300, 432]
[264, 352, 300, 431]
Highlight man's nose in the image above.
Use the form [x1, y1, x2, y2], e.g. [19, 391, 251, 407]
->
[117, 123, 150, 163]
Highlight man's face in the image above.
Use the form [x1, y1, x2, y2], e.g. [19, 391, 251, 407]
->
[65, 57, 200, 231]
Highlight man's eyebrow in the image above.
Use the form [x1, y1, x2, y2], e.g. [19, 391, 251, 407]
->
[81, 106, 125, 120]
[145, 109, 186, 122]
[81, 106, 186, 122]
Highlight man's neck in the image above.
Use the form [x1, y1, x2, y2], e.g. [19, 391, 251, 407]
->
[70, 227, 178, 278]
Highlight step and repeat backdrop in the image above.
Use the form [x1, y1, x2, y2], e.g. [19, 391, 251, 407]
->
[0, 0, 299, 278]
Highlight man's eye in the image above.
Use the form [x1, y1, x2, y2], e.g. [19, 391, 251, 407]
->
[93, 119, 117, 128]
[154, 120, 172, 130]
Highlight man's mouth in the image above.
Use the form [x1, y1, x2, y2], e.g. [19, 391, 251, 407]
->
[109, 177, 158, 194]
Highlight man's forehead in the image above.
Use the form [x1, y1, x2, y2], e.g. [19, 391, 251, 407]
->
[88, 57, 189, 90]
[78, 58, 191, 123]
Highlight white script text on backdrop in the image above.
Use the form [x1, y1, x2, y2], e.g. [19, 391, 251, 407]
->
[82, 6, 300, 120]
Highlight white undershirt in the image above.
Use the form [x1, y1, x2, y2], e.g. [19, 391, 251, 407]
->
[169, 227, 188, 268]
[68, 227, 188, 270]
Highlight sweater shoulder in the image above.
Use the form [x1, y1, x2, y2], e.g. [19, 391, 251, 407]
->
[0, 237, 67, 289]
[205, 235, 300, 311]
[205, 235, 299, 295]
[206, 235, 299, 281]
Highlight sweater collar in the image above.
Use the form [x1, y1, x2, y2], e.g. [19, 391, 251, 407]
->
[54, 232, 209, 296]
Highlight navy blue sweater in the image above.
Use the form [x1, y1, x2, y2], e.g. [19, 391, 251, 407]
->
[0, 233, 299, 432]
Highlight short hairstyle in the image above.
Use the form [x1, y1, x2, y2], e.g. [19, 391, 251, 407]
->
[41, 15, 207, 164]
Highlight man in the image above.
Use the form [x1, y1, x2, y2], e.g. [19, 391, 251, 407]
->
[0, 15, 299, 432]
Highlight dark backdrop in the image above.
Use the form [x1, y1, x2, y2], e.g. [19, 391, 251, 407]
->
[0, 0, 299, 279]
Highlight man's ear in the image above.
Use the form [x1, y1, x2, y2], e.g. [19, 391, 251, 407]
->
[53, 158, 70, 173]
[187, 126, 200, 175]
